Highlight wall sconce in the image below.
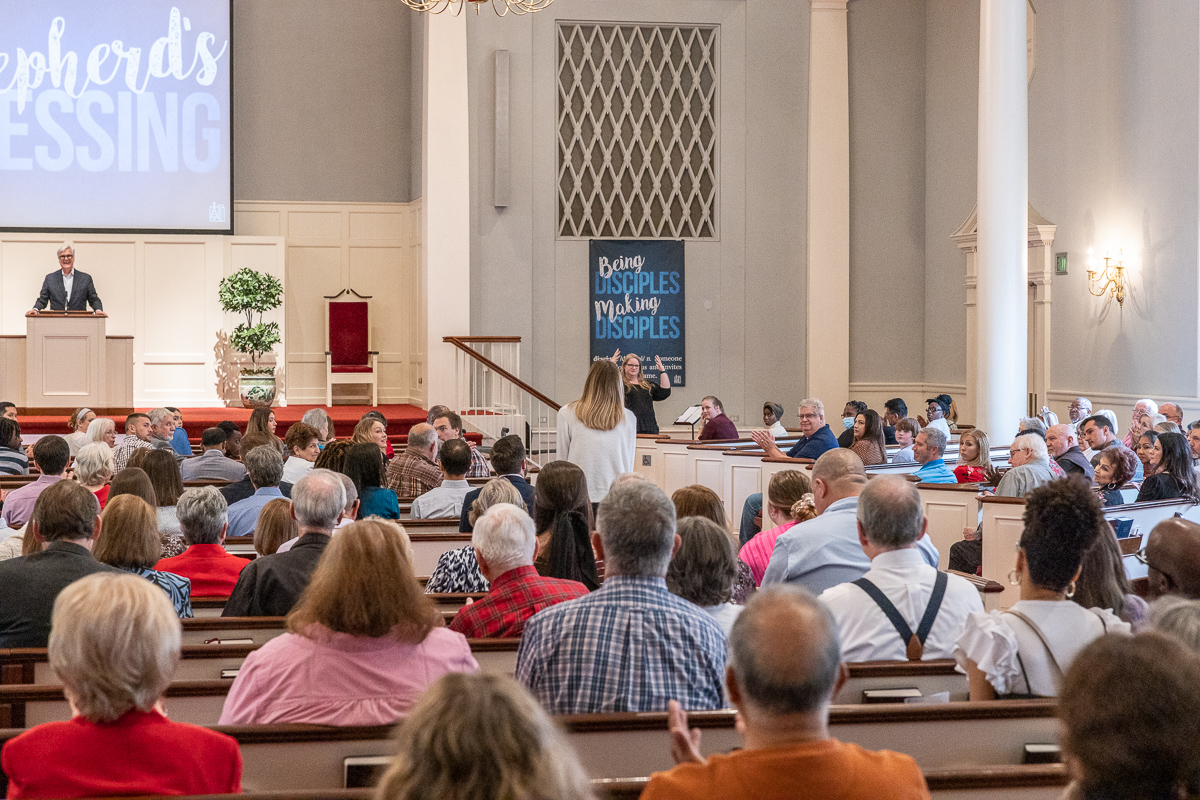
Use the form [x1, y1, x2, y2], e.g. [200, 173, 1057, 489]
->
[1086, 247, 1125, 306]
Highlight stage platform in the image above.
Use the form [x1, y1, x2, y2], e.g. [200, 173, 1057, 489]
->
[16, 404, 428, 439]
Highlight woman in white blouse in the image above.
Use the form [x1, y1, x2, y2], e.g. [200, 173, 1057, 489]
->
[955, 479, 1130, 700]
[64, 407, 96, 456]
[556, 360, 636, 505]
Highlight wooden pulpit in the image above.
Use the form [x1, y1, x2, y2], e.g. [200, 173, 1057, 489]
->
[23, 311, 128, 408]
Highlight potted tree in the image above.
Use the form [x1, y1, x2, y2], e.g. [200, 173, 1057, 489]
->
[219, 267, 283, 408]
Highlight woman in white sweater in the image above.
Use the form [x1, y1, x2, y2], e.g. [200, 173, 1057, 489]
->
[557, 359, 637, 504]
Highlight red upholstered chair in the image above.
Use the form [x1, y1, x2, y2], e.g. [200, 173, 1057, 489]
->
[325, 300, 378, 406]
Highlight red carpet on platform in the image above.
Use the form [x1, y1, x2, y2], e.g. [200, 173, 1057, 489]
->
[19, 404, 428, 438]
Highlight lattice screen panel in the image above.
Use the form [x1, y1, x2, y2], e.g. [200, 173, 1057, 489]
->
[557, 23, 718, 239]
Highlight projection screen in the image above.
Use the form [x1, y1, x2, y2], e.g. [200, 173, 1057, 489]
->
[0, 1, 232, 234]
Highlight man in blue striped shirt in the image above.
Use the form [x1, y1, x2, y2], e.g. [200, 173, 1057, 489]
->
[516, 480, 727, 713]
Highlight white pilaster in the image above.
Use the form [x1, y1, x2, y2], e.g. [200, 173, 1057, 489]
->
[806, 0, 850, 408]
[422, 12, 471, 409]
[975, 0, 1028, 436]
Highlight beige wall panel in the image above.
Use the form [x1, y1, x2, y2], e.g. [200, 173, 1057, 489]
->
[349, 211, 406, 240]
[288, 212, 343, 240]
[348, 245, 410, 355]
[1, 242, 63, 334]
[141, 364, 210, 399]
[143, 243, 208, 360]
[235, 211, 284, 237]
[282, 362, 329, 403]
[106, 339, 135, 407]
[286, 246, 343, 359]
[41, 336, 93, 397]
[0, 339, 27, 405]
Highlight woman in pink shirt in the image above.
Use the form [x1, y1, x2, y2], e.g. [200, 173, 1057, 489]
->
[219, 519, 479, 726]
[738, 470, 816, 585]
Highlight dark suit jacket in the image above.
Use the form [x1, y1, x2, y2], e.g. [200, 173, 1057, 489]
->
[0, 541, 121, 647]
[222, 533, 330, 617]
[459, 475, 536, 532]
[34, 269, 103, 311]
[219, 476, 292, 505]
[1056, 446, 1096, 481]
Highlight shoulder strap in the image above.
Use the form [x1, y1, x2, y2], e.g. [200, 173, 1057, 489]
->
[854, 575, 947, 661]
[915, 571, 949, 644]
[1004, 608, 1065, 685]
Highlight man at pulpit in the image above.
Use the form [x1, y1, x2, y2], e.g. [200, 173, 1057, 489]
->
[29, 242, 104, 314]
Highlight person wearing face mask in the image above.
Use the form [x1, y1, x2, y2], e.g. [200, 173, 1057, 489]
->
[612, 350, 671, 436]
[836, 401, 868, 448]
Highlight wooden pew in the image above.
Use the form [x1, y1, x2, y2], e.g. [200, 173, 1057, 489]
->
[181, 592, 486, 620]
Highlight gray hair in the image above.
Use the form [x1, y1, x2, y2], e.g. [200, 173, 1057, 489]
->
[469, 478, 526, 526]
[919, 426, 948, 455]
[728, 586, 842, 715]
[176, 487, 229, 545]
[1019, 416, 1047, 436]
[292, 468, 346, 530]
[857, 475, 924, 549]
[799, 397, 825, 418]
[1137, 398, 1160, 415]
[57, 241, 75, 257]
[74, 442, 114, 485]
[85, 417, 115, 444]
[596, 480, 676, 577]
[1149, 597, 1200, 655]
[147, 407, 172, 426]
[473, 503, 537, 575]
[301, 408, 329, 439]
[407, 423, 437, 453]
[245, 445, 284, 487]
[1013, 432, 1049, 461]
[337, 473, 358, 512]
[49, 573, 179, 722]
[1098, 409, 1119, 434]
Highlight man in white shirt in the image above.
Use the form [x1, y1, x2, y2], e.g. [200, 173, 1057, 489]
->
[819, 476, 983, 662]
[410, 438, 473, 519]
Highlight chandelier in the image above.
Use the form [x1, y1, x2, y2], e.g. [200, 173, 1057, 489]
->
[398, 0, 554, 14]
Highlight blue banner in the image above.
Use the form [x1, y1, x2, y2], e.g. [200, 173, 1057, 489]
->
[589, 239, 685, 387]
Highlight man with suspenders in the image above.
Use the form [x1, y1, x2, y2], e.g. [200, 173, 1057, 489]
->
[819, 476, 983, 662]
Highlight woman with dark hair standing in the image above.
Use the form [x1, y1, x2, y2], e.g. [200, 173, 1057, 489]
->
[1136, 432, 1200, 503]
[531, 461, 599, 591]
[1093, 445, 1138, 507]
[848, 409, 886, 466]
[343, 442, 400, 520]
[613, 350, 671, 435]
[955, 479, 1130, 700]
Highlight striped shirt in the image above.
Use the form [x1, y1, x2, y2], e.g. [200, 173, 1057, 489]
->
[0, 447, 28, 477]
[516, 575, 727, 714]
[113, 436, 153, 472]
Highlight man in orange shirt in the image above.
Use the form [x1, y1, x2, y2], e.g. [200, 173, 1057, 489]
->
[642, 586, 930, 800]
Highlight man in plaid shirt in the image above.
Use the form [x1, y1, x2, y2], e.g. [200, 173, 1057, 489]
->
[449, 503, 588, 638]
[516, 480, 727, 713]
[112, 412, 154, 473]
[384, 423, 443, 498]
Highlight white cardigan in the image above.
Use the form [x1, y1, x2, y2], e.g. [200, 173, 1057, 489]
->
[556, 405, 637, 502]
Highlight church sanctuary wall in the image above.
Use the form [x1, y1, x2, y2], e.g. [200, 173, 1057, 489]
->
[464, 0, 808, 428]
[1029, 0, 1200, 419]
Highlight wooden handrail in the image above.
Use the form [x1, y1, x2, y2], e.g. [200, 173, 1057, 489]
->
[443, 336, 560, 410]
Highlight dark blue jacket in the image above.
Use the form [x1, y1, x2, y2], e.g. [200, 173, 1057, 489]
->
[459, 475, 536, 532]
[786, 424, 840, 460]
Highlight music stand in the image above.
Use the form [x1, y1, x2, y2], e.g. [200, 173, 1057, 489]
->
[675, 405, 703, 439]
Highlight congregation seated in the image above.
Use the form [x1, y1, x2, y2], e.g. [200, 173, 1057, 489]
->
[741, 397, 839, 542]
[281, 421, 321, 484]
[300, 407, 334, 447]
[819, 476, 982, 662]
[83, 416, 116, 449]
[666, 517, 743, 635]
[146, 407, 185, 463]
[247, 406, 285, 455]
[431, 409, 492, 478]
[166, 407, 193, 457]
[763, 451, 938, 594]
[1072, 522, 1147, 628]
[1, 435, 69, 528]
[142, 449, 186, 553]
[880, 398, 905, 446]
[922, 394, 954, 437]
[372, 673, 592, 800]
[955, 479, 1129, 699]
[1135, 431, 1200, 503]
[1160, 402, 1185, 427]
[179, 426, 247, 482]
[762, 401, 787, 438]
[354, 410, 392, 458]
[696, 394, 739, 441]
[641, 586, 927, 800]
[1134, 429, 1159, 479]
[276, 473, 358, 553]
[848, 409, 886, 466]
[1143, 518, 1200, 600]
[0, 573, 241, 798]
[1092, 445, 1137, 507]
[1122, 399, 1158, 448]
[216, 420, 244, 460]
[95, 495, 193, 618]
[112, 412, 153, 473]
[889, 416, 920, 463]
[156, 486, 250, 597]
[1046, 422, 1094, 481]
[458, 434, 535, 532]
[63, 407, 95, 456]
[1058, 633, 1200, 800]
[74, 442, 114, 509]
[673, 484, 755, 603]
[738, 470, 814, 586]
[254, 497, 299, 556]
[426, 478, 525, 593]
[449, 503, 588, 639]
[0, 417, 28, 476]
[226, 445, 289, 537]
[311, 438, 352, 473]
[223, 469, 345, 617]
[1080, 413, 1139, 478]
[220, 518, 478, 725]
[0, 480, 120, 647]
[385, 422, 443, 497]
[911, 427, 955, 483]
[1148, 596, 1200, 652]
[345, 441, 401, 519]
[516, 480, 727, 713]
[953, 428, 990, 482]
[531, 460, 600, 590]
[410, 438, 472, 519]
[218, 432, 293, 505]
[835, 400, 868, 448]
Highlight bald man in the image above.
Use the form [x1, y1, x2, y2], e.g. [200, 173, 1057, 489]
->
[761, 450, 938, 593]
[1161, 403, 1184, 427]
[383, 423, 444, 497]
[1046, 423, 1094, 481]
[644, 587, 928, 800]
[1145, 519, 1200, 601]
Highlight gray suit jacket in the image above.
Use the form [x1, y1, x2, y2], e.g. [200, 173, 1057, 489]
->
[33, 269, 103, 311]
[180, 449, 248, 482]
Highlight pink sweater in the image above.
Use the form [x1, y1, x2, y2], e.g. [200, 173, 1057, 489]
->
[218, 624, 479, 726]
[738, 521, 799, 586]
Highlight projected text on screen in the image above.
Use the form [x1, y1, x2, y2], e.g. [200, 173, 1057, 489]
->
[0, 3, 232, 232]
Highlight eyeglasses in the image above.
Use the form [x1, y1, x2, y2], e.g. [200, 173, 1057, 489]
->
[797, 413, 819, 421]
[58, 255, 74, 260]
